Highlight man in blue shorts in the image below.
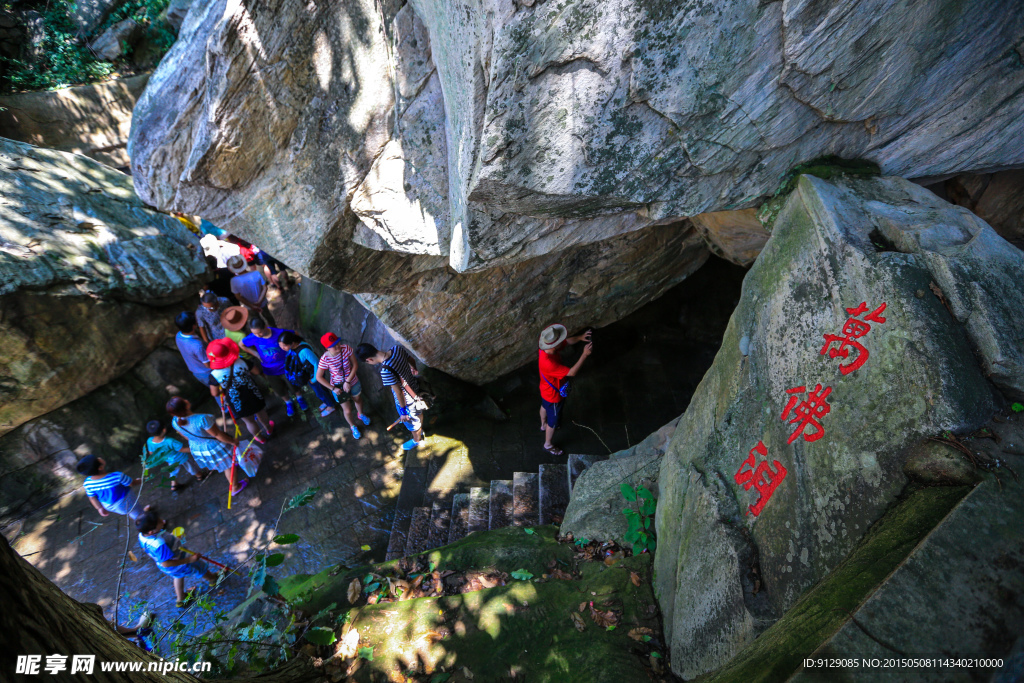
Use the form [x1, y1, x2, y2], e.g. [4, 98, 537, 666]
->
[136, 510, 220, 608]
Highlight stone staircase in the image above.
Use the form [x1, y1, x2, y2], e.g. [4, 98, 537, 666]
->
[385, 452, 608, 560]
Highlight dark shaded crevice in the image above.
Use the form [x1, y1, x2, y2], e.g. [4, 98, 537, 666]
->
[867, 227, 901, 253]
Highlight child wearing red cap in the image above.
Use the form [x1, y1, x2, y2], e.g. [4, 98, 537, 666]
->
[316, 333, 371, 439]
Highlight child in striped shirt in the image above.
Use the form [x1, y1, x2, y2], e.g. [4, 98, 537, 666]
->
[136, 510, 220, 607]
[355, 342, 424, 451]
[77, 455, 150, 520]
[316, 333, 371, 439]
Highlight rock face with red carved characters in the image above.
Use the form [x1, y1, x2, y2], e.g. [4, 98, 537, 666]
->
[653, 173, 1024, 678]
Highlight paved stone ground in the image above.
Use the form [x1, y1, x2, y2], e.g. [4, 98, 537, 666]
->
[2, 256, 746, 649]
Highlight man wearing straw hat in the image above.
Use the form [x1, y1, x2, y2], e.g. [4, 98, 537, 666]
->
[220, 305, 259, 366]
[538, 323, 592, 456]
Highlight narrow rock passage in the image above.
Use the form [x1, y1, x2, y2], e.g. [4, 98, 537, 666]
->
[1, 256, 745, 652]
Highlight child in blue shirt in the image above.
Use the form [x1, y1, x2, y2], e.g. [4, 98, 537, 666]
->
[77, 455, 150, 520]
[136, 510, 220, 607]
[144, 419, 209, 492]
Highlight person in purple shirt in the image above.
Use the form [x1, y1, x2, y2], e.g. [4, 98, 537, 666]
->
[240, 317, 300, 416]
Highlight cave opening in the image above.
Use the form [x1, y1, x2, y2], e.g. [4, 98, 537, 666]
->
[433, 255, 749, 484]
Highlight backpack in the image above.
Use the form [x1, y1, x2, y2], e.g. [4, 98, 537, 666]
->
[284, 343, 316, 387]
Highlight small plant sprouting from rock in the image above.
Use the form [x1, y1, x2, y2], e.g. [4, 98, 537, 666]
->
[620, 483, 657, 555]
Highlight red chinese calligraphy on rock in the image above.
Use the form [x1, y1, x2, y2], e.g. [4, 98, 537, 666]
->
[820, 302, 887, 375]
[781, 384, 832, 444]
[734, 441, 787, 516]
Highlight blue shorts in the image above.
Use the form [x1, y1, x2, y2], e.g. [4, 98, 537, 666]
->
[159, 558, 208, 579]
[333, 380, 362, 399]
[541, 399, 561, 428]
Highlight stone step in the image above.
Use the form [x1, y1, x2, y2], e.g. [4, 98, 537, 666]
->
[404, 506, 432, 557]
[468, 487, 490, 534]
[539, 463, 570, 525]
[384, 466, 427, 561]
[448, 493, 471, 545]
[488, 480, 514, 530]
[567, 453, 609, 491]
[421, 453, 446, 509]
[385, 508, 411, 561]
[425, 500, 451, 550]
[512, 472, 539, 527]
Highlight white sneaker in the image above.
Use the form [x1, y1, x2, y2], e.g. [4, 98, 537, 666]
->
[320, 405, 336, 416]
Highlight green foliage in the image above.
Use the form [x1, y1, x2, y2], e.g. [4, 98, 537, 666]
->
[285, 486, 320, 511]
[305, 627, 337, 646]
[510, 569, 534, 581]
[621, 483, 657, 555]
[0, 0, 174, 93]
[358, 646, 375, 661]
[273, 534, 300, 545]
[574, 537, 591, 547]
[756, 156, 882, 230]
[523, 528, 535, 535]
[1011, 403, 1024, 413]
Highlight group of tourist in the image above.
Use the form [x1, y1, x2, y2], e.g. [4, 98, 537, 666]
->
[74, 228, 595, 610]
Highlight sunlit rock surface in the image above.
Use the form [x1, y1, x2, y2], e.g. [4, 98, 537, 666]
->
[0, 138, 206, 437]
[0, 74, 150, 168]
[128, 0, 1024, 381]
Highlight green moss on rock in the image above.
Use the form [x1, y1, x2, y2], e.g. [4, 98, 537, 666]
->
[701, 484, 970, 683]
[283, 526, 662, 682]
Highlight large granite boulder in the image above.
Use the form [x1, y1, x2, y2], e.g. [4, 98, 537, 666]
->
[652, 173, 1024, 678]
[560, 417, 679, 545]
[128, 0, 1024, 382]
[0, 138, 207, 438]
[0, 74, 151, 169]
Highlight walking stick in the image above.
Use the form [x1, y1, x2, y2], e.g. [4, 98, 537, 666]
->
[220, 399, 254, 510]
[386, 416, 413, 431]
[171, 527, 233, 571]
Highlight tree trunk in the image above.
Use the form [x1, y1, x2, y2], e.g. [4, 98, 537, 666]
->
[0, 535, 325, 682]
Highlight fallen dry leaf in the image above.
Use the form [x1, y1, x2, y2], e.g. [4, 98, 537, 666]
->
[630, 571, 641, 586]
[366, 593, 380, 605]
[347, 578, 361, 605]
[549, 568, 575, 581]
[628, 627, 654, 642]
[462, 666, 474, 679]
[127, 551, 138, 563]
[578, 601, 587, 613]
[588, 601, 620, 629]
[570, 612, 587, 632]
